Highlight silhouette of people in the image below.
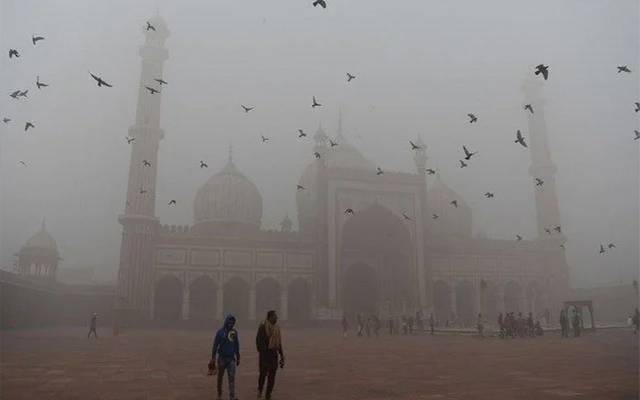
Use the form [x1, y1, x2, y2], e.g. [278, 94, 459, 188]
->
[572, 310, 581, 337]
[527, 312, 535, 337]
[559, 309, 568, 338]
[210, 314, 240, 400]
[87, 312, 98, 339]
[256, 310, 284, 400]
[429, 313, 435, 335]
[634, 308, 640, 335]
[476, 313, 484, 338]
[357, 313, 364, 337]
[342, 314, 349, 338]
[497, 313, 505, 339]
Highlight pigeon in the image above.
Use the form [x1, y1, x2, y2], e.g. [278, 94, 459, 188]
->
[314, 151, 321, 159]
[313, 0, 327, 8]
[524, 104, 534, 114]
[19, 160, 27, 167]
[261, 135, 269, 143]
[467, 113, 477, 123]
[607, 243, 616, 249]
[296, 185, 306, 191]
[344, 208, 354, 215]
[24, 122, 34, 131]
[312, 96, 322, 108]
[484, 192, 494, 198]
[329, 139, 338, 147]
[535, 178, 544, 187]
[142, 160, 152, 167]
[18, 90, 28, 98]
[462, 145, 477, 160]
[409, 140, 422, 150]
[634, 130, 640, 140]
[32, 35, 45, 45]
[599, 244, 606, 254]
[545, 228, 552, 235]
[168, 200, 177, 206]
[200, 161, 208, 168]
[376, 167, 384, 175]
[140, 187, 148, 194]
[515, 130, 527, 148]
[432, 214, 439, 219]
[9, 90, 20, 99]
[9, 49, 19, 58]
[89, 72, 112, 87]
[534, 64, 549, 80]
[145, 86, 159, 94]
[241, 105, 254, 113]
[402, 212, 412, 221]
[146, 21, 156, 31]
[298, 129, 307, 138]
[634, 102, 639, 113]
[516, 234, 523, 242]
[425, 168, 436, 175]
[126, 137, 135, 144]
[554, 225, 562, 233]
[347, 72, 356, 82]
[450, 200, 458, 208]
[154, 78, 168, 86]
[617, 65, 631, 73]
[459, 160, 468, 168]
[560, 243, 566, 250]
[2, 117, 10, 123]
[36, 76, 48, 89]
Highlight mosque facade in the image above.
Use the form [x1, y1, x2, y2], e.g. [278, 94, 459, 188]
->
[115, 17, 570, 326]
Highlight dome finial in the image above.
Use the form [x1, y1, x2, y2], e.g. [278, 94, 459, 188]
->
[41, 218, 46, 231]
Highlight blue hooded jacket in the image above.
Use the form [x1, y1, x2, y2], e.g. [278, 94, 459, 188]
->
[211, 314, 240, 360]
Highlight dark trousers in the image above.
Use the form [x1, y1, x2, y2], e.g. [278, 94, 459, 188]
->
[258, 352, 278, 399]
[217, 357, 236, 399]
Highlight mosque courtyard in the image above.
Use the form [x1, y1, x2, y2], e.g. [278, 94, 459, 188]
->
[1, 326, 637, 400]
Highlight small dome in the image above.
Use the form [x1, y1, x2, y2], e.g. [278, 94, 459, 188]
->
[193, 158, 263, 230]
[24, 221, 58, 252]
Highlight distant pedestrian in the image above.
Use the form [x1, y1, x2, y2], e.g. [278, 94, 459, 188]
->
[388, 316, 395, 335]
[497, 313, 504, 338]
[87, 312, 98, 339]
[256, 310, 285, 400]
[527, 312, 534, 337]
[534, 320, 544, 336]
[633, 308, 639, 334]
[372, 315, 380, 337]
[365, 316, 371, 337]
[559, 309, 568, 338]
[476, 313, 484, 338]
[342, 315, 349, 338]
[572, 310, 581, 337]
[428, 313, 435, 335]
[357, 314, 364, 337]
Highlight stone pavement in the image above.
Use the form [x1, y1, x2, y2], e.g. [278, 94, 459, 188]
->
[1, 326, 637, 399]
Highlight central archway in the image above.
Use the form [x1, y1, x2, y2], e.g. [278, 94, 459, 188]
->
[343, 263, 379, 315]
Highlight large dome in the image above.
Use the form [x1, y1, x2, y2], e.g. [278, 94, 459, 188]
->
[193, 158, 263, 230]
[24, 221, 58, 252]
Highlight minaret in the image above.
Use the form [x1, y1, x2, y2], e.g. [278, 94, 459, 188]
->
[116, 15, 170, 322]
[523, 78, 562, 238]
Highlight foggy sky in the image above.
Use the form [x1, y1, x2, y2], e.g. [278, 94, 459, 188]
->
[1, 0, 638, 288]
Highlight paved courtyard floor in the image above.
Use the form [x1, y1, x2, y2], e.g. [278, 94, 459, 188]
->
[1, 326, 638, 399]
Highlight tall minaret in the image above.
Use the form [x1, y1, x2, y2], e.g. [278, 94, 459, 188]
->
[523, 78, 562, 238]
[116, 15, 169, 322]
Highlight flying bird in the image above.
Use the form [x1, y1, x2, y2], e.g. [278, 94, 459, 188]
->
[241, 105, 254, 113]
[535, 178, 544, 187]
[634, 130, 640, 140]
[36, 76, 48, 89]
[18, 90, 28, 98]
[534, 64, 549, 80]
[312, 96, 322, 108]
[296, 185, 306, 191]
[89, 72, 112, 87]
[261, 135, 269, 143]
[484, 192, 494, 198]
[139, 187, 148, 194]
[344, 208, 354, 215]
[9, 90, 20, 99]
[9, 49, 19, 58]
[617, 65, 631, 73]
[329, 139, 338, 147]
[432, 214, 439, 219]
[168, 200, 177, 206]
[599, 244, 606, 254]
[462, 145, 477, 160]
[467, 113, 477, 123]
[545, 228, 552, 235]
[425, 168, 436, 175]
[2, 117, 10, 123]
[402, 212, 412, 221]
[19, 160, 27, 167]
[200, 161, 208, 168]
[554, 226, 562, 233]
[515, 130, 527, 148]
[516, 234, 523, 242]
[376, 167, 384, 175]
[634, 102, 639, 112]
[298, 129, 307, 138]
[146, 21, 156, 31]
[313, 0, 327, 8]
[314, 151, 321, 159]
[607, 243, 616, 249]
[560, 243, 566, 250]
[409, 140, 422, 150]
[32, 35, 45, 45]
[145, 86, 159, 94]
[24, 122, 34, 131]
[450, 200, 458, 208]
[142, 160, 151, 167]
[347, 72, 356, 82]
[524, 104, 534, 114]
[154, 78, 168, 86]
[459, 160, 468, 168]
[126, 137, 135, 144]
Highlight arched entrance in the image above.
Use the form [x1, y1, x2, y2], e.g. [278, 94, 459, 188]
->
[288, 278, 311, 323]
[433, 280, 451, 323]
[504, 281, 522, 313]
[154, 275, 183, 321]
[255, 278, 280, 321]
[483, 281, 499, 324]
[189, 276, 217, 321]
[223, 277, 250, 322]
[340, 204, 414, 316]
[455, 281, 475, 327]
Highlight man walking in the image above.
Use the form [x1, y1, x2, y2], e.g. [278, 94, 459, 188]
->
[210, 314, 240, 400]
[87, 312, 98, 339]
[559, 309, 568, 338]
[256, 310, 285, 400]
[428, 313, 435, 335]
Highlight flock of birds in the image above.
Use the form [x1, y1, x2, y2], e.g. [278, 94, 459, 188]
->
[5, 12, 638, 256]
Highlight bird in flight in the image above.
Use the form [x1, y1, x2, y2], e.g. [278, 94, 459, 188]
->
[36, 76, 48, 89]
[241, 105, 254, 113]
[312, 96, 322, 108]
[467, 113, 478, 123]
[515, 130, 527, 148]
[376, 167, 384, 175]
[146, 21, 156, 31]
[18, 90, 28, 98]
[459, 160, 468, 168]
[200, 161, 208, 168]
[9, 90, 20, 99]
[535, 178, 544, 187]
[402, 212, 412, 221]
[155, 78, 168, 86]
[329, 139, 338, 147]
[347, 72, 356, 82]
[145, 86, 159, 94]
[544, 228, 552, 235]
[139, 187, 148, 194]
[534, 64, 549, 80]
[298, 129, 307, 138]
[432, 214, 439, 219]
[126, 137, 135, 144]
[142, 160, 152, 167]
[617, 65, 631, 73]
[19, 160, 27, 167]
[168, 200, 177, 206]
[314, 151, 321, 159]
[261, 135, 269, 143]
[607, 243, 616, 249]
[409, 140, 422, 150]
[24, 122, 35, 131]
[599, 244, 606, 254]
[9, 49, 19, 58]
[524, 104, 534, 114]
[313, 0, 327, 8]
[634, 130, 640, 141]
[553, 226, 561, 233]
[32, 35, 45, 45]
[425, 168, 436, 175]
[462, 145, 477, 160]
[344, 208, 354, 215]
[450, 200, 458, 208]
[560, 243, 566, 250]
[2, 117, 10, 123]
[484, 192, 494, 198]
[634, 102, 639, 112]
[89, 72, 112, 87]
[516, 234, 523, 242]
[296, 185, 306, 191]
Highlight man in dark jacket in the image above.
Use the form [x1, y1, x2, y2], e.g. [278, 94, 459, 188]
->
[210, 314, 240, 400]
[256, 310, 284, 400]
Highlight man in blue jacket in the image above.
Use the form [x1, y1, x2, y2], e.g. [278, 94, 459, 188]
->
[210, 314, 240, 400]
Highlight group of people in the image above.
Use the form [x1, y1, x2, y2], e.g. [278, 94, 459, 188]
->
[496, 312, 544, 338]
[343, 312, 438, 337]
[209, 310, 285, 400]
